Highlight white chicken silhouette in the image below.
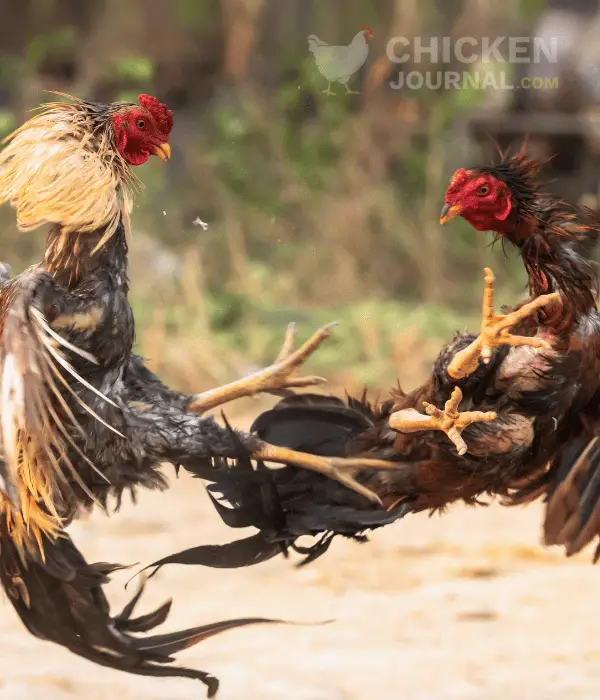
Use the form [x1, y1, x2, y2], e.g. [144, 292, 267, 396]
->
[308, 26, 374, 96]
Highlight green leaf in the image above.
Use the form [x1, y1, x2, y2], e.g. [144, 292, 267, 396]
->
[113, 57, 155, 83]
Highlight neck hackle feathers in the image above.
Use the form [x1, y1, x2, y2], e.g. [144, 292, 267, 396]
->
[0, 93, 172, 254]
[479, 148, 599, 330]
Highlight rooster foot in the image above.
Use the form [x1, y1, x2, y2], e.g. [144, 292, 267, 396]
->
[322, 85, 336, 96]
[389, 386, 497, 456]
[255, 443, 406, 506]
[186, 322, 334, 413]
[344, 87, 361, 95]
[447, 267, 560, 380]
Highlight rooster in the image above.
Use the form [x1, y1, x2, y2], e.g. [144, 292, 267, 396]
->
[0, 93, 392, 694]
[145, 148, 600, 574]
[308, 26, 374, 95]
[438, 149, 600, 559]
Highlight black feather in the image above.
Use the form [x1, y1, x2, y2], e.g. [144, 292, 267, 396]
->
[140, 533, 283, 578]
[251, 393, 374, 457]
[0, 525, 282, 697]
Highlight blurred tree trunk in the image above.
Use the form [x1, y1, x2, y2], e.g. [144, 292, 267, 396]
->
[248, 0, 315, 88]
[246, 0, 400, 89]
[0, 0, 30, 53]
[219, 0, 264, 84]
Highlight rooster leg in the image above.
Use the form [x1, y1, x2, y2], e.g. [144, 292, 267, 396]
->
[389, 386, 497, 456]
[343, 85, 361, 95]
[254, 444, 406, 507]
[322, 84, 335, 95]
[185, 323, 333, 413]
[447, 267, 560, 380]
[126, 396, 396, 506]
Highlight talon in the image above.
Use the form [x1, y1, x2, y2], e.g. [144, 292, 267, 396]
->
[186, 323, 337, 413]
[254, 444, 405, 506]
[448, 267, 559, 380]
[389, 387, 497, 456]
[274, 322, 297, 363]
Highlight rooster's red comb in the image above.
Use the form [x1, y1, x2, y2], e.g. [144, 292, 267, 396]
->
[360, 25, 374, 35]
[138, 94, 174, 140]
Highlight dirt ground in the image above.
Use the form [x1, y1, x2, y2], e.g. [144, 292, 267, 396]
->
[1, 410, 599, 700]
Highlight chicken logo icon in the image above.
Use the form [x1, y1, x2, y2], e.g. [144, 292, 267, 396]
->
[308, 25, 374, 95]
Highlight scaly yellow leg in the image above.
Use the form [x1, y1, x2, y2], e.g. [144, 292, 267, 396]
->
[389, 387, 497, 456]
[447, 268, 559, 380]
[186, 323, 334, 414]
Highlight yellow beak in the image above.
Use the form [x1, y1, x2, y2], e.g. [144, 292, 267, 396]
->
[152, 142, 171, 161]
[439, 203, 462, 225]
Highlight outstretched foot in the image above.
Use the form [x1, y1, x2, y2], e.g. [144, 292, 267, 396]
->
[186, 323, 334, 414]
[344, 86, 360, 95]
[447, 267, 559, 380]
[254, 443, 407, 506]
[389, 386, 497, 456]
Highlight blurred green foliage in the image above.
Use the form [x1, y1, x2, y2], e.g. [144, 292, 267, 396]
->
[0, 0, 575, 390]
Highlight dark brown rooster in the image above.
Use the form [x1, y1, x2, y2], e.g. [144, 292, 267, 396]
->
[0, 93, 390, 695]
[148, 148, 600, 572]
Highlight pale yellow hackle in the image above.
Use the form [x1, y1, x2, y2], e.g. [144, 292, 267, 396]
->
[0, 97, 139, 247]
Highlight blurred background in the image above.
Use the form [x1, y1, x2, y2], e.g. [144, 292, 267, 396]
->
[2, 3, 600, 699]
[4, 0, 600, 394]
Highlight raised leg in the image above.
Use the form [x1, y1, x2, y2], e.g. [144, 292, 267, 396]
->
[186, 323, 334, 414]
[122, 355, 409, 505]
[447, 268, 559, 380]
[254, 444, 407, 507]
[389, 386, 497, 456]
[122, 392, 406, 505]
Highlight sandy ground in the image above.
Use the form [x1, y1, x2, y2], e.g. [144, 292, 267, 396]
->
[1, 412, 599, 700]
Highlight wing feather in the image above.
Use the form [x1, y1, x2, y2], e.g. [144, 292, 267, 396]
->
[0, 267, 119, 555]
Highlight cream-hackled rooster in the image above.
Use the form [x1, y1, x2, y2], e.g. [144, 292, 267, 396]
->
[0, 93, 391, 695]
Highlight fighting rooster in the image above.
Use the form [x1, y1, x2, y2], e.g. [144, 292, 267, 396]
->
[437, 150, 600, 559]
[0, 93, 389, 694]
[147, 148, 600, 572]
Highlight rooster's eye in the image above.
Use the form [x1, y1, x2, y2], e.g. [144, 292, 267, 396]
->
[477, 185, 489, 196]
[137, 119, 146, 129]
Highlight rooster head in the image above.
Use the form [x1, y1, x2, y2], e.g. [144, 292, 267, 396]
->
[440, 149, 541, 233]
[360, 25, 374, 43]
[110, 94, 174, 166]
[0, 92, 175, 242]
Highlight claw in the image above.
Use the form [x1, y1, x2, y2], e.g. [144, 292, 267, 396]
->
[389, 386, 497, 456]
[186, 323, 336, 414]
[447, 267, 559, 380]
[274, 322, 297, 363]
[254, 444, 407, 506]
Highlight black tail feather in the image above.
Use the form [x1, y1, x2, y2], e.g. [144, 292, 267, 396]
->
[140, 533, 284, 578]
[0, 526, 283, 697]
[163, 396, 410, 572]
